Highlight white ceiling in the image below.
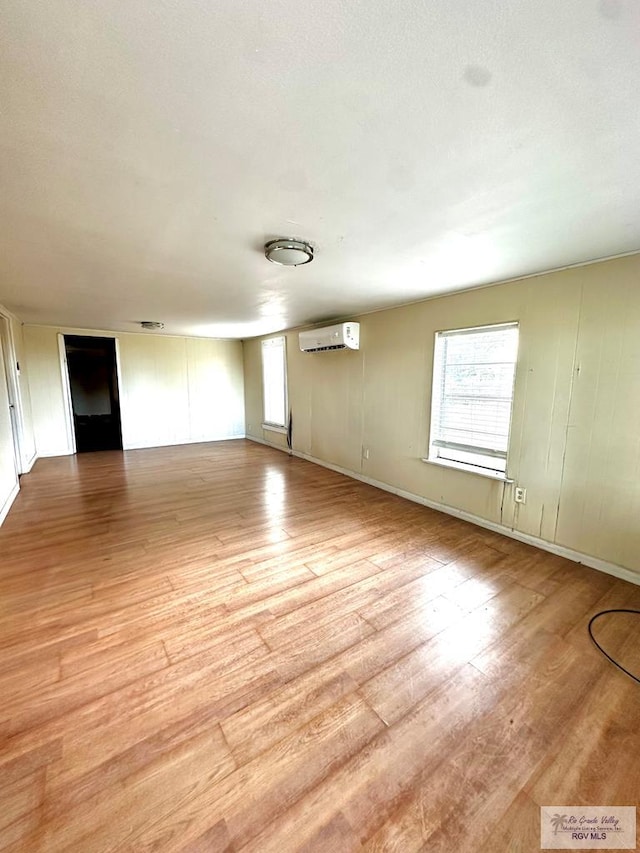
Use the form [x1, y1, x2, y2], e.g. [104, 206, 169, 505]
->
[1, 1, 639, 339]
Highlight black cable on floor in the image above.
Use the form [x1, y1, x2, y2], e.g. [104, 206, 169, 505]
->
[587, 609, 640, 685]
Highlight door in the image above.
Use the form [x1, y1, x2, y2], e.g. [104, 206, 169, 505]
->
[0, 317, 21, 474]
[64, 335, 123, 452]
[0, 335, 19, 518]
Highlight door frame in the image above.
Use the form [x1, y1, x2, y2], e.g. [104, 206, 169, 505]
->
[58, 332, 124, 454]
[0, 313, 25, 474]
[57, 333, 77, 455]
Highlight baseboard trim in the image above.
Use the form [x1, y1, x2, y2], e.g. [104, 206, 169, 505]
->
[0, 480, 20, 527]
[37, 436, 247, 457]
[22, 451, 37, 473]
[246, 437, 640, 588]
[123, 434, 246, 451]
[246, 434, 292, 452]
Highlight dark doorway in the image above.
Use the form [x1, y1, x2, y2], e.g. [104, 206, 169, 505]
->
[64, 336, 123, 453]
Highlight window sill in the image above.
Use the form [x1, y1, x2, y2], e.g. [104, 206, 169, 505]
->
[421, 456, 513, 483]
[262, 423, 287, 434]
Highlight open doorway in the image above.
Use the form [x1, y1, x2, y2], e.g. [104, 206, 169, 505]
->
[64, 336, 123, 453]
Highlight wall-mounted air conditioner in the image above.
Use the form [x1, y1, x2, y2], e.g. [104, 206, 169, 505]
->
[299, 322, 360, 353]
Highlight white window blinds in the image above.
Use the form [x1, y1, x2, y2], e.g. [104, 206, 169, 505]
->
[261, 336, 287, 427]
[429, 322, 519, 473]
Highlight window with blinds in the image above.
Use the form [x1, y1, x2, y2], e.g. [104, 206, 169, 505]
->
[261, 336, 287, 428]
[428, 322, 519, 474]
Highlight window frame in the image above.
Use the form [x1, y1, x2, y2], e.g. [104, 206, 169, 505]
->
[261, 335, 288, 432]
[425, 321, 519, 481]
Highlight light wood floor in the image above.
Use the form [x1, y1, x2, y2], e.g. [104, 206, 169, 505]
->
[1, 440, 639, 852]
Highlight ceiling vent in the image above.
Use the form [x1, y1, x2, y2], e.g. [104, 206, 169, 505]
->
[140, 321, 164, 330]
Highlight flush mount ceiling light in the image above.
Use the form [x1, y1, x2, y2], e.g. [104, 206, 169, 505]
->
[264, 238, 314, 266]
[140, 321, 164, 330]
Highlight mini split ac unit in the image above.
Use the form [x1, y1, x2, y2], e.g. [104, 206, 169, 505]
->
[298, 323, 360, 353]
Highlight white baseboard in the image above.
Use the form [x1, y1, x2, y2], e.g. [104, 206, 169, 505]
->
[37, 435, 247, 457]
[123, 433, 246, 450]
[0, 480, 20, 527]
[246, 434, 291, 452]
[21, 451, 37, 473]
[246, 437, 640, 588]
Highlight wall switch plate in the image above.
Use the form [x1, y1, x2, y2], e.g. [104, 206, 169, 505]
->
[514, 487, 527, 504]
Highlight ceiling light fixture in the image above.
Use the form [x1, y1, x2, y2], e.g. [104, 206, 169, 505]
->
[264, 238, 314, 266]
[140, 321, 164, 330]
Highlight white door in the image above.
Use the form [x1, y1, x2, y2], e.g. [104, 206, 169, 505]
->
[0, 319, 22, 474]
[0, 336, 19, 520]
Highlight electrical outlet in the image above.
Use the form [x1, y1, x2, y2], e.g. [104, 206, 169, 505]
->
[514, 487, 527, 504]
[362, 447, 370, 460]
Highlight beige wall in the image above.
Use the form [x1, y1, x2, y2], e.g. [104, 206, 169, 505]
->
[244, 254, 640, 576]
[24, 326, 245, 457]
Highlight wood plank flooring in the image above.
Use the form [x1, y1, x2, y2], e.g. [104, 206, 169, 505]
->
[0, 439, 639, 852]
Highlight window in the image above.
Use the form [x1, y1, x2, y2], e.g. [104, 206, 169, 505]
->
[428, 322, 519, 476]
[261, 336, 288, 429]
